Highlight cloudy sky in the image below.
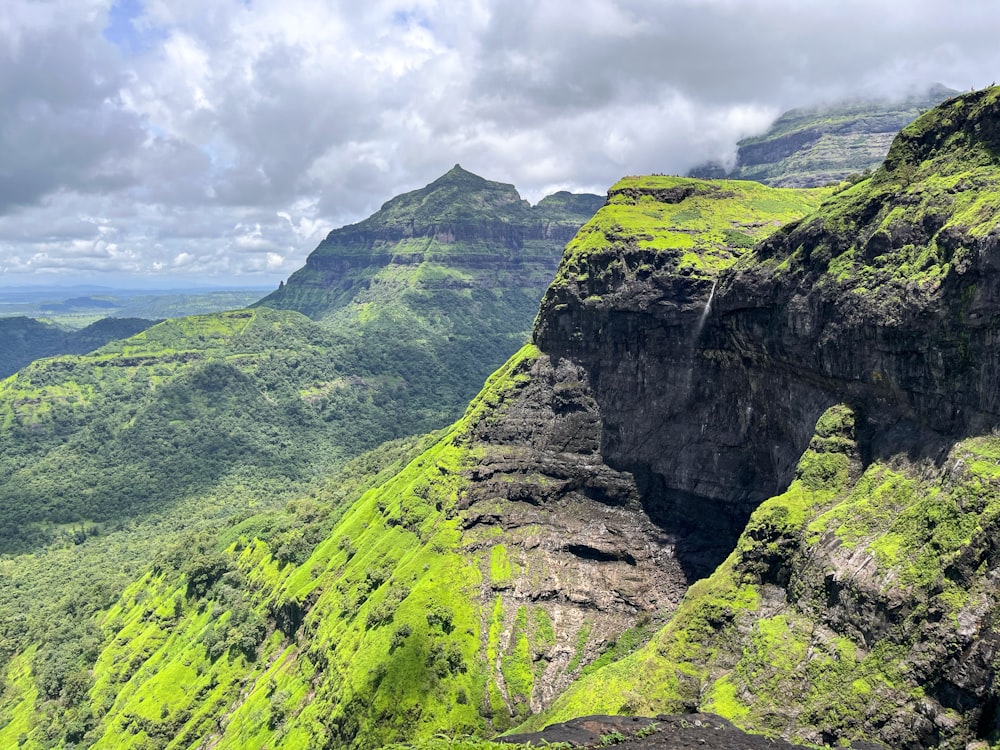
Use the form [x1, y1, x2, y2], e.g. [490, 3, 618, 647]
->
[1, 0, 997, 286]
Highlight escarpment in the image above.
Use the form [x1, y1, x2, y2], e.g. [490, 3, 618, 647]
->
[528, 87, 1000, 749]
[258, 165, 603, 320]
[533, 87, 1000, 580]
[21, 89, 1000, 750]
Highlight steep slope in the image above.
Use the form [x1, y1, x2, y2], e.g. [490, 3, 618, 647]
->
[528, 85, 1000, 748]
[0, 168, 602, 748]
[47, 180, 828, 750]
[690, 85, 955, 187]
[0, 315, 156, 378]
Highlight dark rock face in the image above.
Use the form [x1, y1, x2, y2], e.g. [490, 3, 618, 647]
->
[524, 87, 1000, 748]
[535, 252, 833, 579]
[458, 352, 688, 711]
[535, 88, 1000, 582]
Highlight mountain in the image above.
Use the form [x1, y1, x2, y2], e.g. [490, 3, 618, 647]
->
[54, 86, 1000, 750]
[0, 316, 157, 378]
[689, 85, 956, 187]
[0, 168, 601, 746]
[9, 87, 1000, 749]
[22, 179, 830, 749]
[526, 86, 1000, 748]
[0, 168, 601, 554]
[258, 164, 603, 320]
[254, 165, 604, 458]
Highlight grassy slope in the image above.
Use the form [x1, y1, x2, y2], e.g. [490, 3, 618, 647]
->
[0, 428, 441, 748]
[551, 176, 830, 278]
[29, 346, 536, 750]
[0, 306, 532, 748]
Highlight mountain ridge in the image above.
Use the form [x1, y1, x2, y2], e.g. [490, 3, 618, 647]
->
[257, 165, 603, 320]
[6, 90, 1000, 749]
[689, 85, 957, 187]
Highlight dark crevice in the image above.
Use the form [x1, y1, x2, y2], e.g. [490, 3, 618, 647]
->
[564, 544, 637, 566]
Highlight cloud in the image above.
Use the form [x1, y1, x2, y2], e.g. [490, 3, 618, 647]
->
[1, 0, 999, 283]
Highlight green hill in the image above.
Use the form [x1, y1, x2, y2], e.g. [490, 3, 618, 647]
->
[0, 316, 157, 378]
[45, 87, 1000, 750]
[0, 168, 601, 747]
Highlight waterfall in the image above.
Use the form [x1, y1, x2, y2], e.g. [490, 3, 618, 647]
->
[695, 279, 717, 338]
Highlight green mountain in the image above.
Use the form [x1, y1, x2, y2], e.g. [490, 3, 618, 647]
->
[0, 168, 601, 746]
[0, 316, 157, 378]
[42, 86, 1000, 750]
[527, 86, 1000, 747]
[258, 164, 603, 320]
[8, 87, 1000, 749]
[690, 84, 956, 187]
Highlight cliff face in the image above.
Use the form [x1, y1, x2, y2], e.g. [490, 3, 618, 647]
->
[257, 165, 603, 320]
[53, 181, 826, 750]
[690, 85, 955, 187]
[530, 86, 1000, 749]
[533, 178, 833, 578]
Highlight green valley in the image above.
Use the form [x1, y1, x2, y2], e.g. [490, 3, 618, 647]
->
[0, 167, 600, 748]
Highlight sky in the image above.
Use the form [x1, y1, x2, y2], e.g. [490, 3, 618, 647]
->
[1, 0, 998, 287]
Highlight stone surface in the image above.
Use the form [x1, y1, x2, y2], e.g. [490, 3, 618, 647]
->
[500, 713, 854, 749]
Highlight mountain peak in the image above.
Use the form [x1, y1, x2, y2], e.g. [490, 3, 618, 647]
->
[421, 163, 496, 193]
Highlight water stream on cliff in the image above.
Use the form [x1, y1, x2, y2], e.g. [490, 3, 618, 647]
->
[695, 279, 717, 338]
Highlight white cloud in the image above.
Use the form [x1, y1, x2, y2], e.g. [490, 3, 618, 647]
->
[0, 0, 998, 284]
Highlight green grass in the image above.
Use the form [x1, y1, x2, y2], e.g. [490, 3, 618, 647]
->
[548, 177, 829, 293]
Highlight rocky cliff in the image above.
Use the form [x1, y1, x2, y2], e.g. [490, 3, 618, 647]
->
[690, 85, 955, 187]
[13, 89, 1000, 750]
[39, 180, 826, 750]
[528, 85, 1000, 749]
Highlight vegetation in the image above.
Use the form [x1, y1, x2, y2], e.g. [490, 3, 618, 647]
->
[0, 346, 542, 748]
[8, 90, 1000, 749]
[548, 176, 830, 290]
[0, 167, 603, 748]
[0, 316, 156, 378]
